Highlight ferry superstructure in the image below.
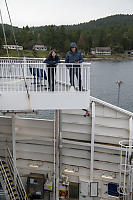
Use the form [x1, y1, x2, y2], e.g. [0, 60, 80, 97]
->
[0, 57, 132, 200]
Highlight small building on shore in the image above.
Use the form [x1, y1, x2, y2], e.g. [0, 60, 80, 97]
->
[124, 50, 133, 55]
[91, 47, 111, 55]
[3, 45, 23, 50]
[33, 45, 47, 51]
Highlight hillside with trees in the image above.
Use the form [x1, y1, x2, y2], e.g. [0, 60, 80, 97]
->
[0, 14, 133, 56]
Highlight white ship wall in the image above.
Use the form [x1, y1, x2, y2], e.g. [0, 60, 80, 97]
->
[0, 116, 12, 158]
[0, 96, 133, 199]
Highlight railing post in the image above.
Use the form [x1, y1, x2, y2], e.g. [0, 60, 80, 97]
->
[90, 101, 95, 182]
[23, 57, 27, 78]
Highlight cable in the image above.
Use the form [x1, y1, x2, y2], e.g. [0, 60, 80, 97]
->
[4, 0, 19, 57]
[0, 9, 9, 57]
[4, 0, 30, 100]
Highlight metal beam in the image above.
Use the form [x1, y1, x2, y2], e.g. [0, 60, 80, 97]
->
[90, 102, 95, 182]
[55, 110, 60, 200]
[12, 113, 16, 179]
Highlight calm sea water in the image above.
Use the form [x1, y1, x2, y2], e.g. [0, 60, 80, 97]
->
[90, 60, 133, 112]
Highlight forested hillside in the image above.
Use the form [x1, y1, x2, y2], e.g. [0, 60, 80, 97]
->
[0, 14, 133, 54]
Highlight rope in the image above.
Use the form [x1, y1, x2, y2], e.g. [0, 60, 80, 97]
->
[4, 0, 19, 57]
[4, 0, 30, 100]
[0, 9, 9, 57]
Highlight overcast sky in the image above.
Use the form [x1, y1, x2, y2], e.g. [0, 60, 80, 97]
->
[1, 0, 133, 28]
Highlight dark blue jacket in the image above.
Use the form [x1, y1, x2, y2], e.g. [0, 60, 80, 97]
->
[65, 42, 83, 65]
[44, 55, 60, 67]
[65, 50, 83, 64]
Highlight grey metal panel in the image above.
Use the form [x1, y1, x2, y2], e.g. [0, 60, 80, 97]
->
[94, 160, 119, 172]
[95, 135, 128, 145]
[16, 159, 54, 172]
[95, 146, 120, 155]
[61, 113, 91, 125]
[61, 123, 90, 134]
[95, 116, 129, 129]
[15, 118, 54, 129]
[95, 104, 129, 119]
[17, 152, 54, 162]
[0, 125, 12, 134]
[63, 141, 91, 151]
[16, 136, 53, 144]
[95, 125, 128, 138]
[62, 131, 91, 141]
[15, 127, 53, 138]
[103, 106, 121, 118]
[0, 117, 12, 125]
[62, 156, 90, 168]
[94, 152, 120, 164]
[16, 143, 53, 154]
[62, 148, 90, 159]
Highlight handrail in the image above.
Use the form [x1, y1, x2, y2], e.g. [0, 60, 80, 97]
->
[7, 147, 28, 200]
[0, 62, 90, 92]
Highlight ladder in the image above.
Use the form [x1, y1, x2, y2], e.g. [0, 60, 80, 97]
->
[0, 147, 28, 200]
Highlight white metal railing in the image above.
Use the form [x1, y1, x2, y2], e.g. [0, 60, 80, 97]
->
[118, 140, 133, 199]
[0, 57, 43, 63]
[0, 62, 90, 92]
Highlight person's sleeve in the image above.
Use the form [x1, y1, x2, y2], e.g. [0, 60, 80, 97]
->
[54, 56, 60, 64]
[65, 53, 69, 63]
[79, 52, 84, 63]
[57, 56, 60, 63]
[43, 57, 54, 65]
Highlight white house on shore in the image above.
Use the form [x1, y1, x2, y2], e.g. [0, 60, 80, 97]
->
[91, 47, 111, 55]
[3, 45, 23, 50]
[33, 45, 47, 51]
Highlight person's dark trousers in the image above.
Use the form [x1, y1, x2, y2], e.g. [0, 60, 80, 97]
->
[69, 67, 82, 91]
[48, 67, 56, 91]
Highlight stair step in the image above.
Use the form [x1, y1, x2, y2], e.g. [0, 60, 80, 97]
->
[8, 176, 13, 180]
[2, 163, 8, 167]
[11, 185, 15, 189]
[12, 189, 17, 193]
[5, 171, 10, 175]
[14, 193, 19, 197]
[10, 197, 16, 200]
[4, 166, 9, 170]
[2, 160, 6, 163]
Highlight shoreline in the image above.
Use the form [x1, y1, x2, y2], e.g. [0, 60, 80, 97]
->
[84, 56, 133, 61]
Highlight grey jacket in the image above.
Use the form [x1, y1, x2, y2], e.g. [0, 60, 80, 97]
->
[65, 42, 83, 64]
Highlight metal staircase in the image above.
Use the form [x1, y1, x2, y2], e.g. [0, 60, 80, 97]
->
[0, 160, 19, 200]
[0, 147, 28, 200]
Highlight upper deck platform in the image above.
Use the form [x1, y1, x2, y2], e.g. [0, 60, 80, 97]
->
[0, 57, 90, 110]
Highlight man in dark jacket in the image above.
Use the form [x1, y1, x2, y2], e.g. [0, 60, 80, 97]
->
[65, 42, 83, 91]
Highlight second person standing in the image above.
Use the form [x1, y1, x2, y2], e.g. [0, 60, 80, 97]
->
[44, 49, 60, 91]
